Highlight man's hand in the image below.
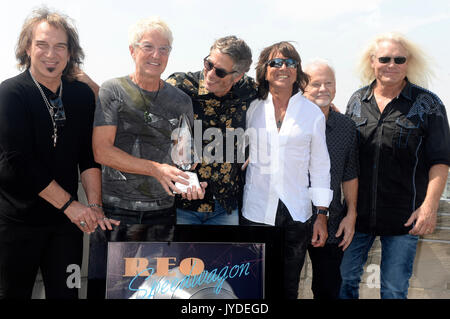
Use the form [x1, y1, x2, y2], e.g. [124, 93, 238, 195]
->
[153, 163, 190, 196]
[336, 211, 357, 251]
[74, 67, 100, 97]
[241, 158, 250, 171]
[404, 164, 448, 236]
[181, 182, 208, 200]
[311, 214, 328, 247]
[405, 202, 438, 236]
[90, 206, 121, 231]
[64, 201, 99, 233]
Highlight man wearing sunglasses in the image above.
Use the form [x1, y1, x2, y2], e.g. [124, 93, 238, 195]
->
[0, 7, 117, 299]
[167, 36, 256, 225]
[341, 32, 450, 299]
[242, 42, 333, 299]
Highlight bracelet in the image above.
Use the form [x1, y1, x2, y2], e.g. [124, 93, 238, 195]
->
[60, 196, 75, 212]
[88, 203, 103, 209]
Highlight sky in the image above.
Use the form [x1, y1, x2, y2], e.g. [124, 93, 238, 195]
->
[1, 0, 450, 113]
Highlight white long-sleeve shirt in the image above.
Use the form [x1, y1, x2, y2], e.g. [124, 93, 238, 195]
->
[242, 92, 333, 225]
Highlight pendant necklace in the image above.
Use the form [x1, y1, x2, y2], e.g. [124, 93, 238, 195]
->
[29, 69, 63, 147]
[276, 119, 282, 129]
[276, 109, 285, 129]
[133, 77, 161, 124]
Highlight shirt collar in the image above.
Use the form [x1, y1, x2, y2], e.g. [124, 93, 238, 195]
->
[362, 77, 413, 102]
[197, 71, 210, 96]
[326, 109, 337, 130]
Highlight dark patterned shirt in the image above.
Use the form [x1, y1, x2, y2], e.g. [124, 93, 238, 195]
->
[312, 110, 359, 244]
[346, 79, 450, 235]
[166, 71, 257, 213]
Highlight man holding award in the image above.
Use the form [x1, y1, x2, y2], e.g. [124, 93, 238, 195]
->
[167, 36, 257, 225]
[92, 17, 206, 226]
[87, 17, 208, 298]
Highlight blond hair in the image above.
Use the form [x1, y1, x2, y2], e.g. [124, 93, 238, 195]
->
[356, 32, 433, 88]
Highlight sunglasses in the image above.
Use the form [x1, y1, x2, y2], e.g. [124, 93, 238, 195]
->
[203, 57, 237, 78]
[377, 56, 407, 64]
[266, 58, 299, 69]
[49, 95, 66, 127]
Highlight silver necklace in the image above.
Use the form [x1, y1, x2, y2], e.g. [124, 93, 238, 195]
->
[29, 70, 63, 147]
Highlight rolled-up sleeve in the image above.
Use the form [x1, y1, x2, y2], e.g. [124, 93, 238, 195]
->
[308, 114, 333, 207]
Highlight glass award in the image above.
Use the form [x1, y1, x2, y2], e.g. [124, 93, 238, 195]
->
[171, 114, 201, 193]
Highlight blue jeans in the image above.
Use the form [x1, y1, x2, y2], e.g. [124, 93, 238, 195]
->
[339, 231, 419, 299]
[176, 200, 239, 225]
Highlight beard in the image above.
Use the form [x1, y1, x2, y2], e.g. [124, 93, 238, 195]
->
[314, 97, 332, 108]
[46, 67, 56, 73]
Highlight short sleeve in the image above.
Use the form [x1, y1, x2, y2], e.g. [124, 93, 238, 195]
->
[94, 80, 121, 127]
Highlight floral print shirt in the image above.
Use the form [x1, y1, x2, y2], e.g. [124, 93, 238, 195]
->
[166, 71, 257, 213]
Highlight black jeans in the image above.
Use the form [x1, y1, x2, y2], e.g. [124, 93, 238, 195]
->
[87, 205, 175, 299]
[241, 200, 312, 299]
[0, 222, 82, 299]
[307, 243, 344, 299]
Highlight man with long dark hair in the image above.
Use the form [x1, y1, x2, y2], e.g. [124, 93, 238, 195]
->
[0, 7, 118, 299]
[242, 42, 333, 299]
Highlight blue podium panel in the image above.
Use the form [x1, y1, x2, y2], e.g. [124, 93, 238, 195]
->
[88, 225, 284, 299]
[106, 242, 265, 299]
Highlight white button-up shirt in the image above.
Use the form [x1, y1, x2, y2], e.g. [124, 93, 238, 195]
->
[242, 92, 333, 225]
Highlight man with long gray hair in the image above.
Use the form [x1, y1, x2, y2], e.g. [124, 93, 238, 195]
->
[167, 36, 257, 225]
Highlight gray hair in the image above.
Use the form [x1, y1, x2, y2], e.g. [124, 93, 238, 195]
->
[128, 16, 173, 47]
[303, 58, 336, 77]
[210, 36, 252, 75]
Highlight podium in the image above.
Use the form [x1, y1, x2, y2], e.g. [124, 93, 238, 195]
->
[87, 225, 284, 299]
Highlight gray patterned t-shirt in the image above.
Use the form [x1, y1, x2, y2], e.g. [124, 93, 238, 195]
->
[94, 76, 193, 211]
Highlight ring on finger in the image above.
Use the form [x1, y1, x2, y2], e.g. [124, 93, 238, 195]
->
[80, 221, 87, 227]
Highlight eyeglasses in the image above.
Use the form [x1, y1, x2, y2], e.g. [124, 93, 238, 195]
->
[135, 42, 172, 56]
[266, 58, 299, 69]
[49, 95, 66, 127]
[377, 56, 407, 64]
[203, 57, 237, 78]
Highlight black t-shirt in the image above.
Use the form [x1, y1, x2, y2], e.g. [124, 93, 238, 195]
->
[0, 70, 100, 225]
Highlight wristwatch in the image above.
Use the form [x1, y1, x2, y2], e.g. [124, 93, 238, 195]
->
[316, 208, 329, 218]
